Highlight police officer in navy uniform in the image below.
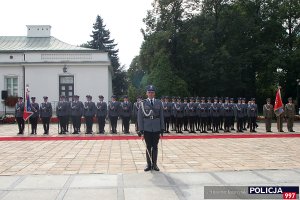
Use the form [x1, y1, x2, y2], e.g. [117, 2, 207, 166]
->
[195, 97, 201, 131]
[133, 96, 142, 133]
[70, 95, 83, 134]
[108, 95, 120, 134]
[56, 95, 69, 134]
[40, 96, 52, 134]
[15, 97, 25, 135]
[198, 97, 208, 133]
[206, 97, 212, 131]
[138, 85, 164, 171]
[96, 95, 107, 134]
[229, 98, 236, 130]
[174, 97, 184, 133]
[234, 98, 244, 132]
[30, 97, 39, 134]
[170, 96, 176, 131]
[223, 97, 232, 132]
[218, 97, 224, 130]
[247, 98, 258, 132]
[241, 98, 248, 130]
[162, 96, 172, 133]
[211, 97, 220, 133]
[84, 95, 96, 134]
[183, 97, 189, 131]
[120, 95, 132, 134]
[188, 97, 197, 133]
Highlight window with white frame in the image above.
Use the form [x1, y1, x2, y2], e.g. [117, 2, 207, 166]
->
[5, 76, 18, 96]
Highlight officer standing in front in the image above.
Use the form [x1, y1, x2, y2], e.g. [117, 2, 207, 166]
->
[15, 97, 25, 135]
[263, 98, 273, 132]
[285, 97, 295, 132]
[138, 85, 164, 171]
[96, 95, 107, 134]
[40, 96, 52, 134]
[29, 97, 39, 134]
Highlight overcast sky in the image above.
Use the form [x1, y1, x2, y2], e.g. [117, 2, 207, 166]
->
[0, 0, 153, 68]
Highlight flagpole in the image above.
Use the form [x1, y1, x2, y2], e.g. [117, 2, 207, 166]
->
[28, 119, 30, 136]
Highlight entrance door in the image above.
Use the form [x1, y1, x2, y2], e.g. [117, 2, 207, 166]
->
[59, 76, 74, 101]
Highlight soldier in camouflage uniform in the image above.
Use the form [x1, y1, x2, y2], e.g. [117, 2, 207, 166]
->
[263, 98, 273, 132]
[285, 97, 295, 132]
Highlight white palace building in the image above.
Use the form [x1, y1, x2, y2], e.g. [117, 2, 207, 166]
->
[0, 25, 112, 114]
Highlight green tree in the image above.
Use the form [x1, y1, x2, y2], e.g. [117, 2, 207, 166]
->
[83, 15, 128, 96]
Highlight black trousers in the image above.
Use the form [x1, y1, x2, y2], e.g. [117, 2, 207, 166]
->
[176, 117, 183, 132]
[58, 116, 68, 132]
[224, 116, 231, 131]
[183, 116, 189, 130]
[250, 117, 256, 131]
[164, 117, 170, 132]
[72, 116, 81, 133]
[29, 117, 38, 133]
[97, 116, 106, 133]
[196, 116, 201, 130]
[41, 117, 50, 133]
[200, 117, 207, 132]
[85, 116, 93, 133]
[16, 117, 25, 134]
[189, 116, 196, 132]
[109, 116, 118, 133]
[236, 117, 243, 131]
[144, 132, 160, 166]
[242, 117, 247, 129]
[219, 116, 223, 129]
[212, 117, 219, 132]
[170, 116, 175, 130]
[122, 116, 130, 133]
[207, 117, 212, 130]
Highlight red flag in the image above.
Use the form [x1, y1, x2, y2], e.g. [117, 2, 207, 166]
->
[274, 88, 284, 116]
[23, 85, 33, 121]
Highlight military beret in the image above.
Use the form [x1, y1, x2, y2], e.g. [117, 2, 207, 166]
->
[18, 97, 23, 100]
[99, 95, 104, 99]
[146, 85, 156, 92]
[111, 95, 117, 99]
[31, 97, 36, 100]
[43, 96, 48, 99]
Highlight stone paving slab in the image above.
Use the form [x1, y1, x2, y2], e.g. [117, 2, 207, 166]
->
[0, 170, 298, 200]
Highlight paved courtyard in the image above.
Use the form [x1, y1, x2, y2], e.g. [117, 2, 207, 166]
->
[0, 122, 299, 199]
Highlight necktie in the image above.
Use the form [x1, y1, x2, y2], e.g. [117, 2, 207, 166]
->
[150, 99, 153, 106]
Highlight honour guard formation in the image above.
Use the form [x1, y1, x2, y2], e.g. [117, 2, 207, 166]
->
[14, 90, 297, 136]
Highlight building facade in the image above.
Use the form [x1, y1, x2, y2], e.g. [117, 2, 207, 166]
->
[0, 25, 112, 114]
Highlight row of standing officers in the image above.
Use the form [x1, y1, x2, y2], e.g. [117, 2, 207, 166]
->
[15, 95, 296, 135]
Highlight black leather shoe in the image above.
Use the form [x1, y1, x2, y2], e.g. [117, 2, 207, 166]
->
[152, 165, 160, 171]
[144, 165, 152, 172]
